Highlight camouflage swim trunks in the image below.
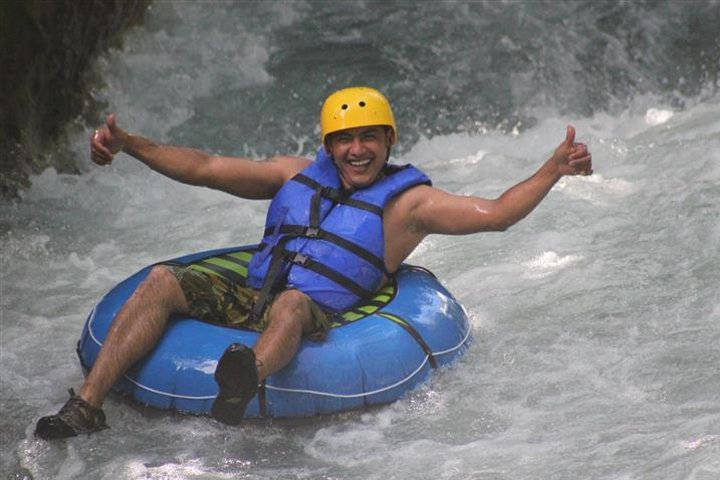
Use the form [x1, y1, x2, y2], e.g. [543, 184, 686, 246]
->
[165, 264, 330, 341]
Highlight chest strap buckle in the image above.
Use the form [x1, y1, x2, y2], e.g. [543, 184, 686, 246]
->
[290, 252, 308, 266]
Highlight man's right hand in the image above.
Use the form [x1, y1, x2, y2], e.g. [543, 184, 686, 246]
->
[90, 114, 128, 166]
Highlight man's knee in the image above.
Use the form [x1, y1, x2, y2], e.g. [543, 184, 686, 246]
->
[268, 289, 313, 330]
[139, 265, 188, 312]
[272, 289, 310, 314]
[146, 264, 176, 282]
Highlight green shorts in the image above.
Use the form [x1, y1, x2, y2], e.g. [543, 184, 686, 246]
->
[165, 264, 330, 341]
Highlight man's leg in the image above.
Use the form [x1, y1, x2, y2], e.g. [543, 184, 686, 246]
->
[79, 265, 191, 406]
[35, 265, 189, 438]
[253, 289, 317, 380]
[211, 289, 317, 425]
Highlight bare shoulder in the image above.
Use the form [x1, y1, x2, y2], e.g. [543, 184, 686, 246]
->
[205, 153, 312, 199]
[263, 155, 312, 182]
[391, 183, 437, 207]
[383, 184, 443, 268]
[387, 184, 488, 236]
[385, 184, 439, 233]
[389, 183, 451, 214]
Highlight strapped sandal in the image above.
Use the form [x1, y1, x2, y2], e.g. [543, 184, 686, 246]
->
[35, 389, 109, 440]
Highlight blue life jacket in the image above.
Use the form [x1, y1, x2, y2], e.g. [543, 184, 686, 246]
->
[247, 148, 431, 314]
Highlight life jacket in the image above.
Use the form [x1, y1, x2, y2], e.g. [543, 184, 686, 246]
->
[247, 148, 431, 314]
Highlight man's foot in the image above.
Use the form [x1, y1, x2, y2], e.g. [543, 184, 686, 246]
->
[211, 343, 259, 426]
[35, 389, 109, 440]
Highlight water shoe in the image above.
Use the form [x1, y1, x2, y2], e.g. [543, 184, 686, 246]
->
[35, 389, 108, 439]
[211, 343, 259, 425]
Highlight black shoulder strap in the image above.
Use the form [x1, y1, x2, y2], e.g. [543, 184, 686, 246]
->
[292, 174, 383, 217]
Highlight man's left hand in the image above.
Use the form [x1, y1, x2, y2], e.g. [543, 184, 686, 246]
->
[552, 126, 593, 177]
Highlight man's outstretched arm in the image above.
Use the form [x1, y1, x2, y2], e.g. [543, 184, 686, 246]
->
[90, 114, 310, 200]
[409, 126, 593, 235]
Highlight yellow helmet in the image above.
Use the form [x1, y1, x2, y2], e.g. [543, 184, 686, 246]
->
[320, 87, 397, 144]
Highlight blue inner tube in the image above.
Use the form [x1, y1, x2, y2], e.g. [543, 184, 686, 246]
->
[77, 246, 472, 418]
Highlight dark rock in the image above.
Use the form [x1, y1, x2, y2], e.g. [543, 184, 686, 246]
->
[0, 0, 151, 198]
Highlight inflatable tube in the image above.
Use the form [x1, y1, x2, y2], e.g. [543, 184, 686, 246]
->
[76, 246, 472, 418]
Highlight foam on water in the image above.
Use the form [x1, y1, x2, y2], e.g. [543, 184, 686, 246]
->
[4, 99, 720, 479]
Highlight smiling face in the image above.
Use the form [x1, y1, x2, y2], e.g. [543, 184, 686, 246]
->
[325, 126, 394, 190]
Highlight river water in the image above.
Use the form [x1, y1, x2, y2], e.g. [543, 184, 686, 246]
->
[2, 1, 719, 479]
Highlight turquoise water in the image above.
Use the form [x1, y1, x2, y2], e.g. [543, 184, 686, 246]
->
[2, 2, 719, 479]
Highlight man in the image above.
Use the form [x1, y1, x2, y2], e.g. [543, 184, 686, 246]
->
[35, 87, 592, 439]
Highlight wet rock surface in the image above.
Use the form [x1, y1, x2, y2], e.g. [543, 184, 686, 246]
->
[0, 0, 150, 198]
